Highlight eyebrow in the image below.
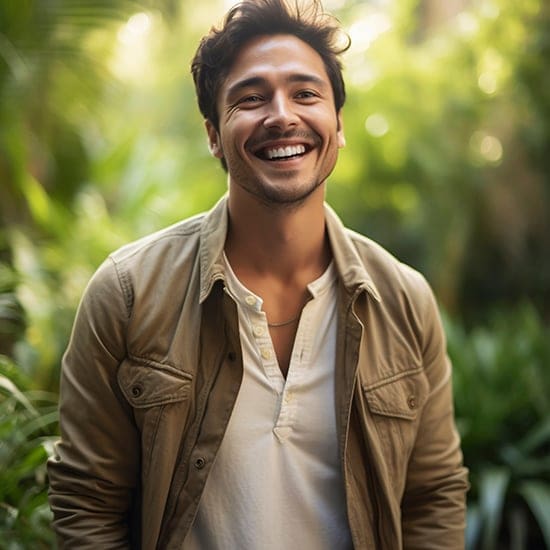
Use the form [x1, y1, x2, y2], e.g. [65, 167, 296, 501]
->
[225, 73, 328, 100]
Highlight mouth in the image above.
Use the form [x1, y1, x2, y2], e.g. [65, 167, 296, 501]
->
[254, 143, 310, 161]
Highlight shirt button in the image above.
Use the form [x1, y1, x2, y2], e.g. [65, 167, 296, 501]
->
[194, 457, 206, 469]
[260, 348, 272, 360]
[245, 295, 256, 306]
[284, 392, 293, 403]
[253, 325, 265, 337]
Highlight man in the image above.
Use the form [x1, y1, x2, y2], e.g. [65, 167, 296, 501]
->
[48, 0, 468, 548]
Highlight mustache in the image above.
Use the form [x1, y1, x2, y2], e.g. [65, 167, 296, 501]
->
[246, 129, 320, 149]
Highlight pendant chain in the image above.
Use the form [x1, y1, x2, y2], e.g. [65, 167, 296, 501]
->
[267, 312, 302, 328]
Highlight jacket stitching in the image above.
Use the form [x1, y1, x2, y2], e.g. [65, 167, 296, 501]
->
[143, 405, 166, 477]
[126, 354, 193, 379]
[362, 365, 424, 392]
[129, 393, 190, 408]
[111, 258, 133, 315]
[111, 221, 203, 263]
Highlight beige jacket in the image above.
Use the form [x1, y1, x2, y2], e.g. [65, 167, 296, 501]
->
[48, 197, 468, 549]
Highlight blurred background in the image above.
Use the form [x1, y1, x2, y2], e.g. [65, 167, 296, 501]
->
[0, 0, 549, 547]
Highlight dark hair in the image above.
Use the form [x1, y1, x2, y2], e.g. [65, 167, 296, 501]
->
[191, 0, 350, 132]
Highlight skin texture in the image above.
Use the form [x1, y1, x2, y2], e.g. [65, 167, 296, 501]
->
[206, 34, 346, 376]
[206, 34, 345, 209]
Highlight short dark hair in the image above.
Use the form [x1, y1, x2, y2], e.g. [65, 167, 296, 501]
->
[191, 0, 350, 132]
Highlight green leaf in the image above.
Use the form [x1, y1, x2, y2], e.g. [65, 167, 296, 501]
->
[466, 504, 482, 550]
[517, 481, 550, 548]
[0, 374, 36, 415]
[517, 418, 550, 455]
[17, 410, 58, 440]
[479, 467, 510, 550]
[507, 506, 528, 550]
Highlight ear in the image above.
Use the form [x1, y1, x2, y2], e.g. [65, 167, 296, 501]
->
[337, 111, 346, 148]
[205, 120, 223, 159]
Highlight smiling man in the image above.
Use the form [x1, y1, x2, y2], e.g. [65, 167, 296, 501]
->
[208, 33, 344, 210]
[48, 1, 468, 548]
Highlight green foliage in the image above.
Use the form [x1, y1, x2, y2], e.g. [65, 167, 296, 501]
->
[447, 304, 550, 549]
[0, 0, 549, 546]
[0, 356, 58, 548]
[0, 261, 25, 357]
[328, 0, 550, 317]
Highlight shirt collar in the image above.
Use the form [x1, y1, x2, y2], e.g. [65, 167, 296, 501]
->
[198, 196, 381, 304]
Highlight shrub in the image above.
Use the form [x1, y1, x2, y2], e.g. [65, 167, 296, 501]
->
[0, 355, 58, 548]
[447, 303, 550, 549]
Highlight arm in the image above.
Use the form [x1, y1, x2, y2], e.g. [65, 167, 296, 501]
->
[48, 258, 139, 548]
[401, 283, 469, 549]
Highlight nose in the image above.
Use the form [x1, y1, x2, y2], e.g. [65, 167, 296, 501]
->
[263, 93, 299, 131]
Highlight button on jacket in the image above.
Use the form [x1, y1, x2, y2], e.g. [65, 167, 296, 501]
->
[48, 197, 468, 549]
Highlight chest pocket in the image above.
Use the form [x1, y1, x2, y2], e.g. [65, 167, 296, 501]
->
[117, 357, 193, 476]
[363, 367, 429, 421]
[118, 357, 192, 407]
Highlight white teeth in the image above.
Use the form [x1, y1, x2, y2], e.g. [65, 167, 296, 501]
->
[265, 144, 306, 160]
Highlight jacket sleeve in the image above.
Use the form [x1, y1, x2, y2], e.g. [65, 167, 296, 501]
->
[401, 279, 469, 549]
[47, 258, 138, 549]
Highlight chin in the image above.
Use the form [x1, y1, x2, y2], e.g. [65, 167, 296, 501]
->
[258, 180, 323, 207]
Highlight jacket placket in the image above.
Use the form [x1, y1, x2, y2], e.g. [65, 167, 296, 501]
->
[337, 285, 402, 550]
[157, 284, 243, 548]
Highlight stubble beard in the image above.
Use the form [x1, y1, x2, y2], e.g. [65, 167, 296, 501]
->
[233, 129, 330, 209]
[233, 169, 325, 211]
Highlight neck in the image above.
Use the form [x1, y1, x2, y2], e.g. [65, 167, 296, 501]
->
[225, 188, 330, 281]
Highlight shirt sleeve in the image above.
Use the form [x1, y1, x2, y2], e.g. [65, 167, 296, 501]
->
[47, 257, 138, 549]
[401, 279, 469, 549]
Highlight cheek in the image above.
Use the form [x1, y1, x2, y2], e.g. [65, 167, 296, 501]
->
[310, 110, 341, 138]
[221, 120, 249, 149]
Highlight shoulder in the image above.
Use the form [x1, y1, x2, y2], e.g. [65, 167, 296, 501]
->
[346, 227, 432, 303]
[325, 204, 432, 307]
[84, 212, 207, 314]
[109, 212, 206, 266]
[342, 226, 444, 357]
[343, 228, 447, 373]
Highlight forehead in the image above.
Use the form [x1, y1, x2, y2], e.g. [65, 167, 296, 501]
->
[220, 34, 331, 98]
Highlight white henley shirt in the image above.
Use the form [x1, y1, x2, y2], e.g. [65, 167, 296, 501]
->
[184, 255, 352, 549]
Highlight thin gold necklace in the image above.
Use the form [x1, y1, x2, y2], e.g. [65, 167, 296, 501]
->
[267, 312, 301, 328]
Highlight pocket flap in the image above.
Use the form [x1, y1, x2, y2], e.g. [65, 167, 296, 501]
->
[118, 358, 192, 408]
[363, 369, 429, 420]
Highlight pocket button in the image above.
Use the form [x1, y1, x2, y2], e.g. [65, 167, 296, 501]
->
[407, 395, 417, 410]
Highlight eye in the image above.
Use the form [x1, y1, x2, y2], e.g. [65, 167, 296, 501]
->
[295, 89, 320, 101]
[239, 94, 264, 106]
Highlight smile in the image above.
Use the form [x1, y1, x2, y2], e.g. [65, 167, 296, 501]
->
[255, 144, 309, 161]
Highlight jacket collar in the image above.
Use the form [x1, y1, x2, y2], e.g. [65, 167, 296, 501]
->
[198, 196, 229, 303]
[324, 204, 381, 302]
[198, 195, 381, 304]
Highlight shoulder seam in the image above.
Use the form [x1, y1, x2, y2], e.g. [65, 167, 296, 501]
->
[109, 257, 133, 316]
[110, 216, 204, 264]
